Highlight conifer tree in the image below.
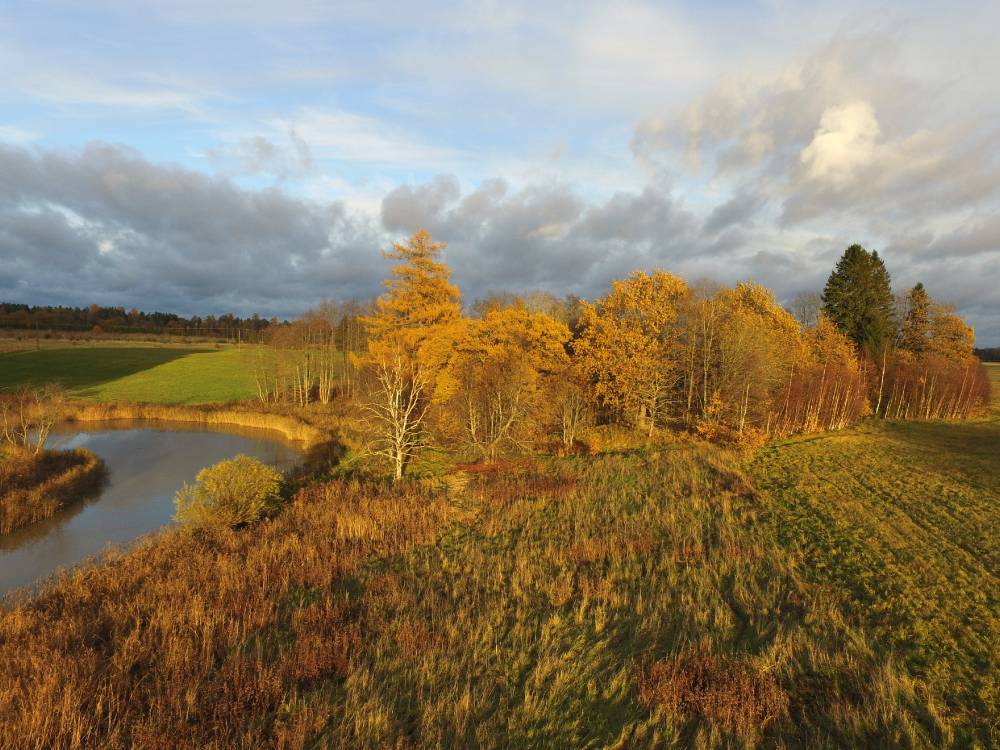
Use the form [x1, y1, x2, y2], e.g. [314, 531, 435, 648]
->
[364, 229, 461, 348]
[900, 282, 931, 353]
[821, 244, 895, 352]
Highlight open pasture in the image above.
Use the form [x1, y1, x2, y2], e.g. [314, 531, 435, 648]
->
[0, 345, 256, 404]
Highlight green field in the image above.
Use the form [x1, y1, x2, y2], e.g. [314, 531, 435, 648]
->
[0, 345, 256, 404]
[747, 362, 999, 744]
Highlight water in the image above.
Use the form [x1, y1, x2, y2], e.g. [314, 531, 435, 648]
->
[1, 420, 300, 598]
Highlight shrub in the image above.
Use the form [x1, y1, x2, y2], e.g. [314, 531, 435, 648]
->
[174, 454, 283, 528]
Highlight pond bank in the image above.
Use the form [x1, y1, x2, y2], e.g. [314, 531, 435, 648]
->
[62, 401, 326, 448]
[0, 448, 106, 535]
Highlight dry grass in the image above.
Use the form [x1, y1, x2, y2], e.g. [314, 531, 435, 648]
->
[62, 401, 327, 448]
[637, 643, 789, 744]
[0, 448, 106, 535]
[1, 397, 995, 746]
[0, 478, 448, 749]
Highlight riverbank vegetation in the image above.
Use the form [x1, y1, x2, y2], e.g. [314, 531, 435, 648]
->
[1, 427, 997, 746]
[0, 447, 106, 535]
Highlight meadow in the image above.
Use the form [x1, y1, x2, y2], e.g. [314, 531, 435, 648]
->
[0, 370, 996, 747]
[0, 350, 996, 747]
[0, 344, 256, 404]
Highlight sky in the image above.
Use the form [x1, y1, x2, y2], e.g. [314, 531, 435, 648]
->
[1, 1, 999, 344]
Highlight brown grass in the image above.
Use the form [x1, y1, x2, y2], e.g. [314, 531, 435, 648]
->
[637, 643, 789, 743]
[62, 401, 327, 448]
[0, 478, 448, 749]
[0, 448, 106, 535]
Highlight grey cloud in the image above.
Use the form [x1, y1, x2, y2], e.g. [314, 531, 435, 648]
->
[702, 191, 766, 236]
[379, 176, 709, 298]
[0, 142, 386, 317]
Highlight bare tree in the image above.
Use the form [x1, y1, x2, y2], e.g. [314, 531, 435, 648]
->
[791, 291, 823, 330]
[0, 385, 66, 455]
[361, 351, 431, 481]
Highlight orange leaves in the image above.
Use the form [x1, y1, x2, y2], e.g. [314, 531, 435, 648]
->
[575, 271, 689, 428]
[437, 307, 572, 458]
[363, 229, 462, 350]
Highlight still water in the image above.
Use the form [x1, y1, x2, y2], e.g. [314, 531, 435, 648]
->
[1, 420, 300, 598]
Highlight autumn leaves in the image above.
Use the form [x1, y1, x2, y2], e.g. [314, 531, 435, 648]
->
[354, 230, 988, 478]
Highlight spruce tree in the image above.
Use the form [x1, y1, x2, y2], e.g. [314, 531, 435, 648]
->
[900, 282, 931, 353]
[821, 244, 896, 352]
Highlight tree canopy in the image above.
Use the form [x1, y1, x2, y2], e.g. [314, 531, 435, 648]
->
[822, 244, 895, 353]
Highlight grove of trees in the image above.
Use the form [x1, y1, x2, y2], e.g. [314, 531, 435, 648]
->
[248, 232, 990, 479]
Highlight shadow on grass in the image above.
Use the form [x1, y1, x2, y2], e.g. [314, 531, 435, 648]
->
[0, 347, 206, 393]
[878, 417, 1000, 468]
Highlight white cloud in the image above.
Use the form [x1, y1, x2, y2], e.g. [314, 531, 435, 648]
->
[800, 101, 880, 184]
[0, 125, 37, 144]
[274, 109, 463, 167]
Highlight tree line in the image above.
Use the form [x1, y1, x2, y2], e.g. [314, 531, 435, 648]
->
[247, 231, 989, 479]
[0, 302, 276, 339]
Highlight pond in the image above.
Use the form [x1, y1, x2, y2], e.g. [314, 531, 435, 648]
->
[0, 420, 301, 598]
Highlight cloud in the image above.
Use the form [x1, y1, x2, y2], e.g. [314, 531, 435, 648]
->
[0, 125, 38, 144]
[800, 101, 881, 184]
[207, 131, 317, 179]
[0, 143, 386, 316]
[274, 109, 463, 167]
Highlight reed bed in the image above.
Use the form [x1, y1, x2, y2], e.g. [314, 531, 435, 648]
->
[62, 401, 326, 447]
[0, 448, 106, 535]
[0, 479, 449, 749]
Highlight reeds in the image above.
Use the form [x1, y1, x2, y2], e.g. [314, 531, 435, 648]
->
[0, 448, 106, 535]
[61, 401, 327, 447]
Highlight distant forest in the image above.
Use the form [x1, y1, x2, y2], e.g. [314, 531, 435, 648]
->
[976, 347, 1000, 362]
[0, 302, 277, 338]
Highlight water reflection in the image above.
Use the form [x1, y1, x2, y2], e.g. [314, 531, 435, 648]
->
[1, 420, 300, 598]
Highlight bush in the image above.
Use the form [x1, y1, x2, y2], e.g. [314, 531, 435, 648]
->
[174, 454, 283, 528]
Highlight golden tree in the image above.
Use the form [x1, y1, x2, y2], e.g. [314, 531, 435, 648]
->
[575, 271, 689, 433]
[358, 229, 463, 480]
[364, 228, 461, 351]
[437, 306, 570, 460]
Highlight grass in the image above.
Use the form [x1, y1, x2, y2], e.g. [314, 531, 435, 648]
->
[0, 363, 994, 746]
[0, 345, 256, 404]
[748, 361, 1000, 745]
[1, 441, 979, 748]
[0, 448, 106, 535]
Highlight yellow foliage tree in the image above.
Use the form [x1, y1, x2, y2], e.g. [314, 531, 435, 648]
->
[438, 306, 570, 460]
[927, 303, 976, 363]
[691, 282, 802, 439]
[363, 228, 461, 353]
[358, 229, 463, 480]
[575, 271, 689, 433]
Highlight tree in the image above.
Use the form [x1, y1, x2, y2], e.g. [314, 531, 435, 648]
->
[790, 291, 823, 329]
[437, 306, 570, 460]
[361, 350, 432, 481]
[0, 385, 66, 455]
[575, 271, 689, 433]
[927, 303, 976, 362]
[900, 283, 931, 353]
[363, 229, 461, 351]
[822, 244, 895, 353]
[359, 229, 462, 480]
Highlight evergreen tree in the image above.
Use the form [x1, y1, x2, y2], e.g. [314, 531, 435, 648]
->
[821, 244, 896, 352]
[900, 282, 931, 353]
